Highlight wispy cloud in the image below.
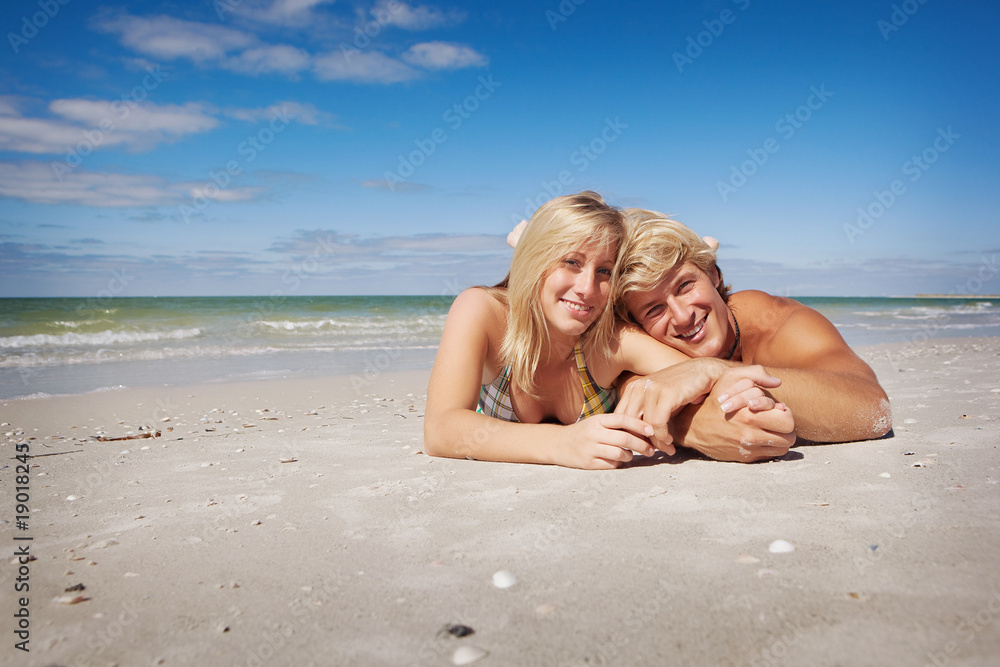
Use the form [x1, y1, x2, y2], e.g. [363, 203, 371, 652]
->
[230, 0, 338, 28]
[402, 42, 488, 69]
[225, 101, 339, 127]
[312, 50, 420, 83]
[0, 161, 266, 208]
[93, 13, 255, 63]
[92, 8, 486, 85]
[372, 1, 465, 30]
[0, 229, 514, 296]
[0, 99, 218, 154]
[227, 45, 312, 75]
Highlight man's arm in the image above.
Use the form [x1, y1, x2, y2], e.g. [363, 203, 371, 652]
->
[740, 303, 892, 443]
[615, 360, 796, 462]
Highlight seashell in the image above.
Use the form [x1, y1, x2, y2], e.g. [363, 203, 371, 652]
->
[447, 624, 474, 638]
[452, 646, 488, 665]
[492, 570, 517, 589]
[768, 539, 795, 554]
[879, 472, 891, 478]
[66, 495, 79, 501]
[53, 594, 88, 605]
[279, 457, 297, 463]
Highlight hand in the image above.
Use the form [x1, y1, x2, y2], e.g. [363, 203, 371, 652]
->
[615, 358, 737, 454]
[703, 236, 719, 251]
[555, 413, 656, 470]
[712, 366, 783, 414]
[671, 381, 796, 463]
[507, 220, 527, 248]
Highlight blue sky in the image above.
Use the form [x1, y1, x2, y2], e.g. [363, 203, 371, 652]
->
[1, 0, 997, 297]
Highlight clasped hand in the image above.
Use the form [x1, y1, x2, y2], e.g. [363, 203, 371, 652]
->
[614, 359, 796, 461]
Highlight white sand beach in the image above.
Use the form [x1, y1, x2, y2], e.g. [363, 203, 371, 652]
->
[3, 336, 999, 666]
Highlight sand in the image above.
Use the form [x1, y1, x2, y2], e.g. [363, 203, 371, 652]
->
[2, 337, 999, 667]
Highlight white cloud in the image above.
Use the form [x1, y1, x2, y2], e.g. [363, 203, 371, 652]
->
[229, 0, 337, 27]
[0, 100, 218, 154]
[227, 45, 312, 75]
[51, 100, 218, 141]
[313, 50, 419, 83]
[0, 161, 268, 208]
[402, 42, 487, 70]
[226, 101, 338, 127]
[0, 161, 183, 207]
[93, 13, 255, 63]
[374, 1, 463, 30]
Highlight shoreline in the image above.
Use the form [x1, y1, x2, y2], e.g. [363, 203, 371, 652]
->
[2, 337, 998, 665]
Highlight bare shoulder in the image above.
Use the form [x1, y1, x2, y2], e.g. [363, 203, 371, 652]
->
[732, 290, 867, 372]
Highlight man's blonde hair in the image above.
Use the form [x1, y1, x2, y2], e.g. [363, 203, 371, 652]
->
[486, 191, 624, 397]
[615, 208, 730, 323]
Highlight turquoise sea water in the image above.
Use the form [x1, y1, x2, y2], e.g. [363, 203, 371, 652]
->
[1, 295, 997, 399]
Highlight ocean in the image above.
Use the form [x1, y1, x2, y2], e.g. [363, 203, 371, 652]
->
[1, 295, 998, 400]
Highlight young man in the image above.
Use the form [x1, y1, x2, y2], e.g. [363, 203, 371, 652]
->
[612, 210, 892, 462]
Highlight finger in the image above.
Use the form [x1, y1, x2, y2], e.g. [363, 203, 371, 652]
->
[703, 236, 719, 251]
[746, 396, 777, 412]
[613, 385, 643, 418]
[716, 378, 758, 404]
[598, 443, 635, 463]
[597, 412, 655, 440]
[603, 429, 655, 457]
[720, 387, 766, 414]
[650, 434, 676, 456]
[744, 407, 795, 434]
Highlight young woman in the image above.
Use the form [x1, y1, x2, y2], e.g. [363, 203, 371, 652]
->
[424, 192, 784, 469]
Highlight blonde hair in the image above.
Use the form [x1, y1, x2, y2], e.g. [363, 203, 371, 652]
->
[486, 191, 624, 397]
[615, 208, 731, 323]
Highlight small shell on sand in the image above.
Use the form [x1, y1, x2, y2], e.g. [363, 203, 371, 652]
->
[279, 457, 298, 463]
[879, 472, 891, 478]
[53, 594, 88, 605]
[736, 554, 761, 564]
[768, 539, 795, 554]
[492, 570, 517, 589]
[452, 646, 488, 665]
[66, 495, 79, 501]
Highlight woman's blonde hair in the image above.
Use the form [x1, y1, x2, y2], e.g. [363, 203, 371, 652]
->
[614, 208, 731, 323]
[486, 191, 624, 397]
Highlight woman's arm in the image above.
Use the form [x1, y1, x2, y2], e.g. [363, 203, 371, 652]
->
[423, 289, 656, 469]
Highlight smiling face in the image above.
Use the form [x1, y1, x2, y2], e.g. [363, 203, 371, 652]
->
[539, 241, 617, 341]
[624, 261, 734, 358]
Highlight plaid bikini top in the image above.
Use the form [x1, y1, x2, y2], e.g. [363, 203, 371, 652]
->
[477, 343, 617, 423]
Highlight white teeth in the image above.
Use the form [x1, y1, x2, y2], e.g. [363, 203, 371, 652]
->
[677, 318, 705, 339]
[563, 300, 590, 312]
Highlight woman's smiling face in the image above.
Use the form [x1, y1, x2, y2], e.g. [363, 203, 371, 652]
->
[539, 241, 616, 340]
[624, 262, 733, 358]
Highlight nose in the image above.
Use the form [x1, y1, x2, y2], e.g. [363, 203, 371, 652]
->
[573, 267, 601, 298]
[666, 296, 691, 328]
